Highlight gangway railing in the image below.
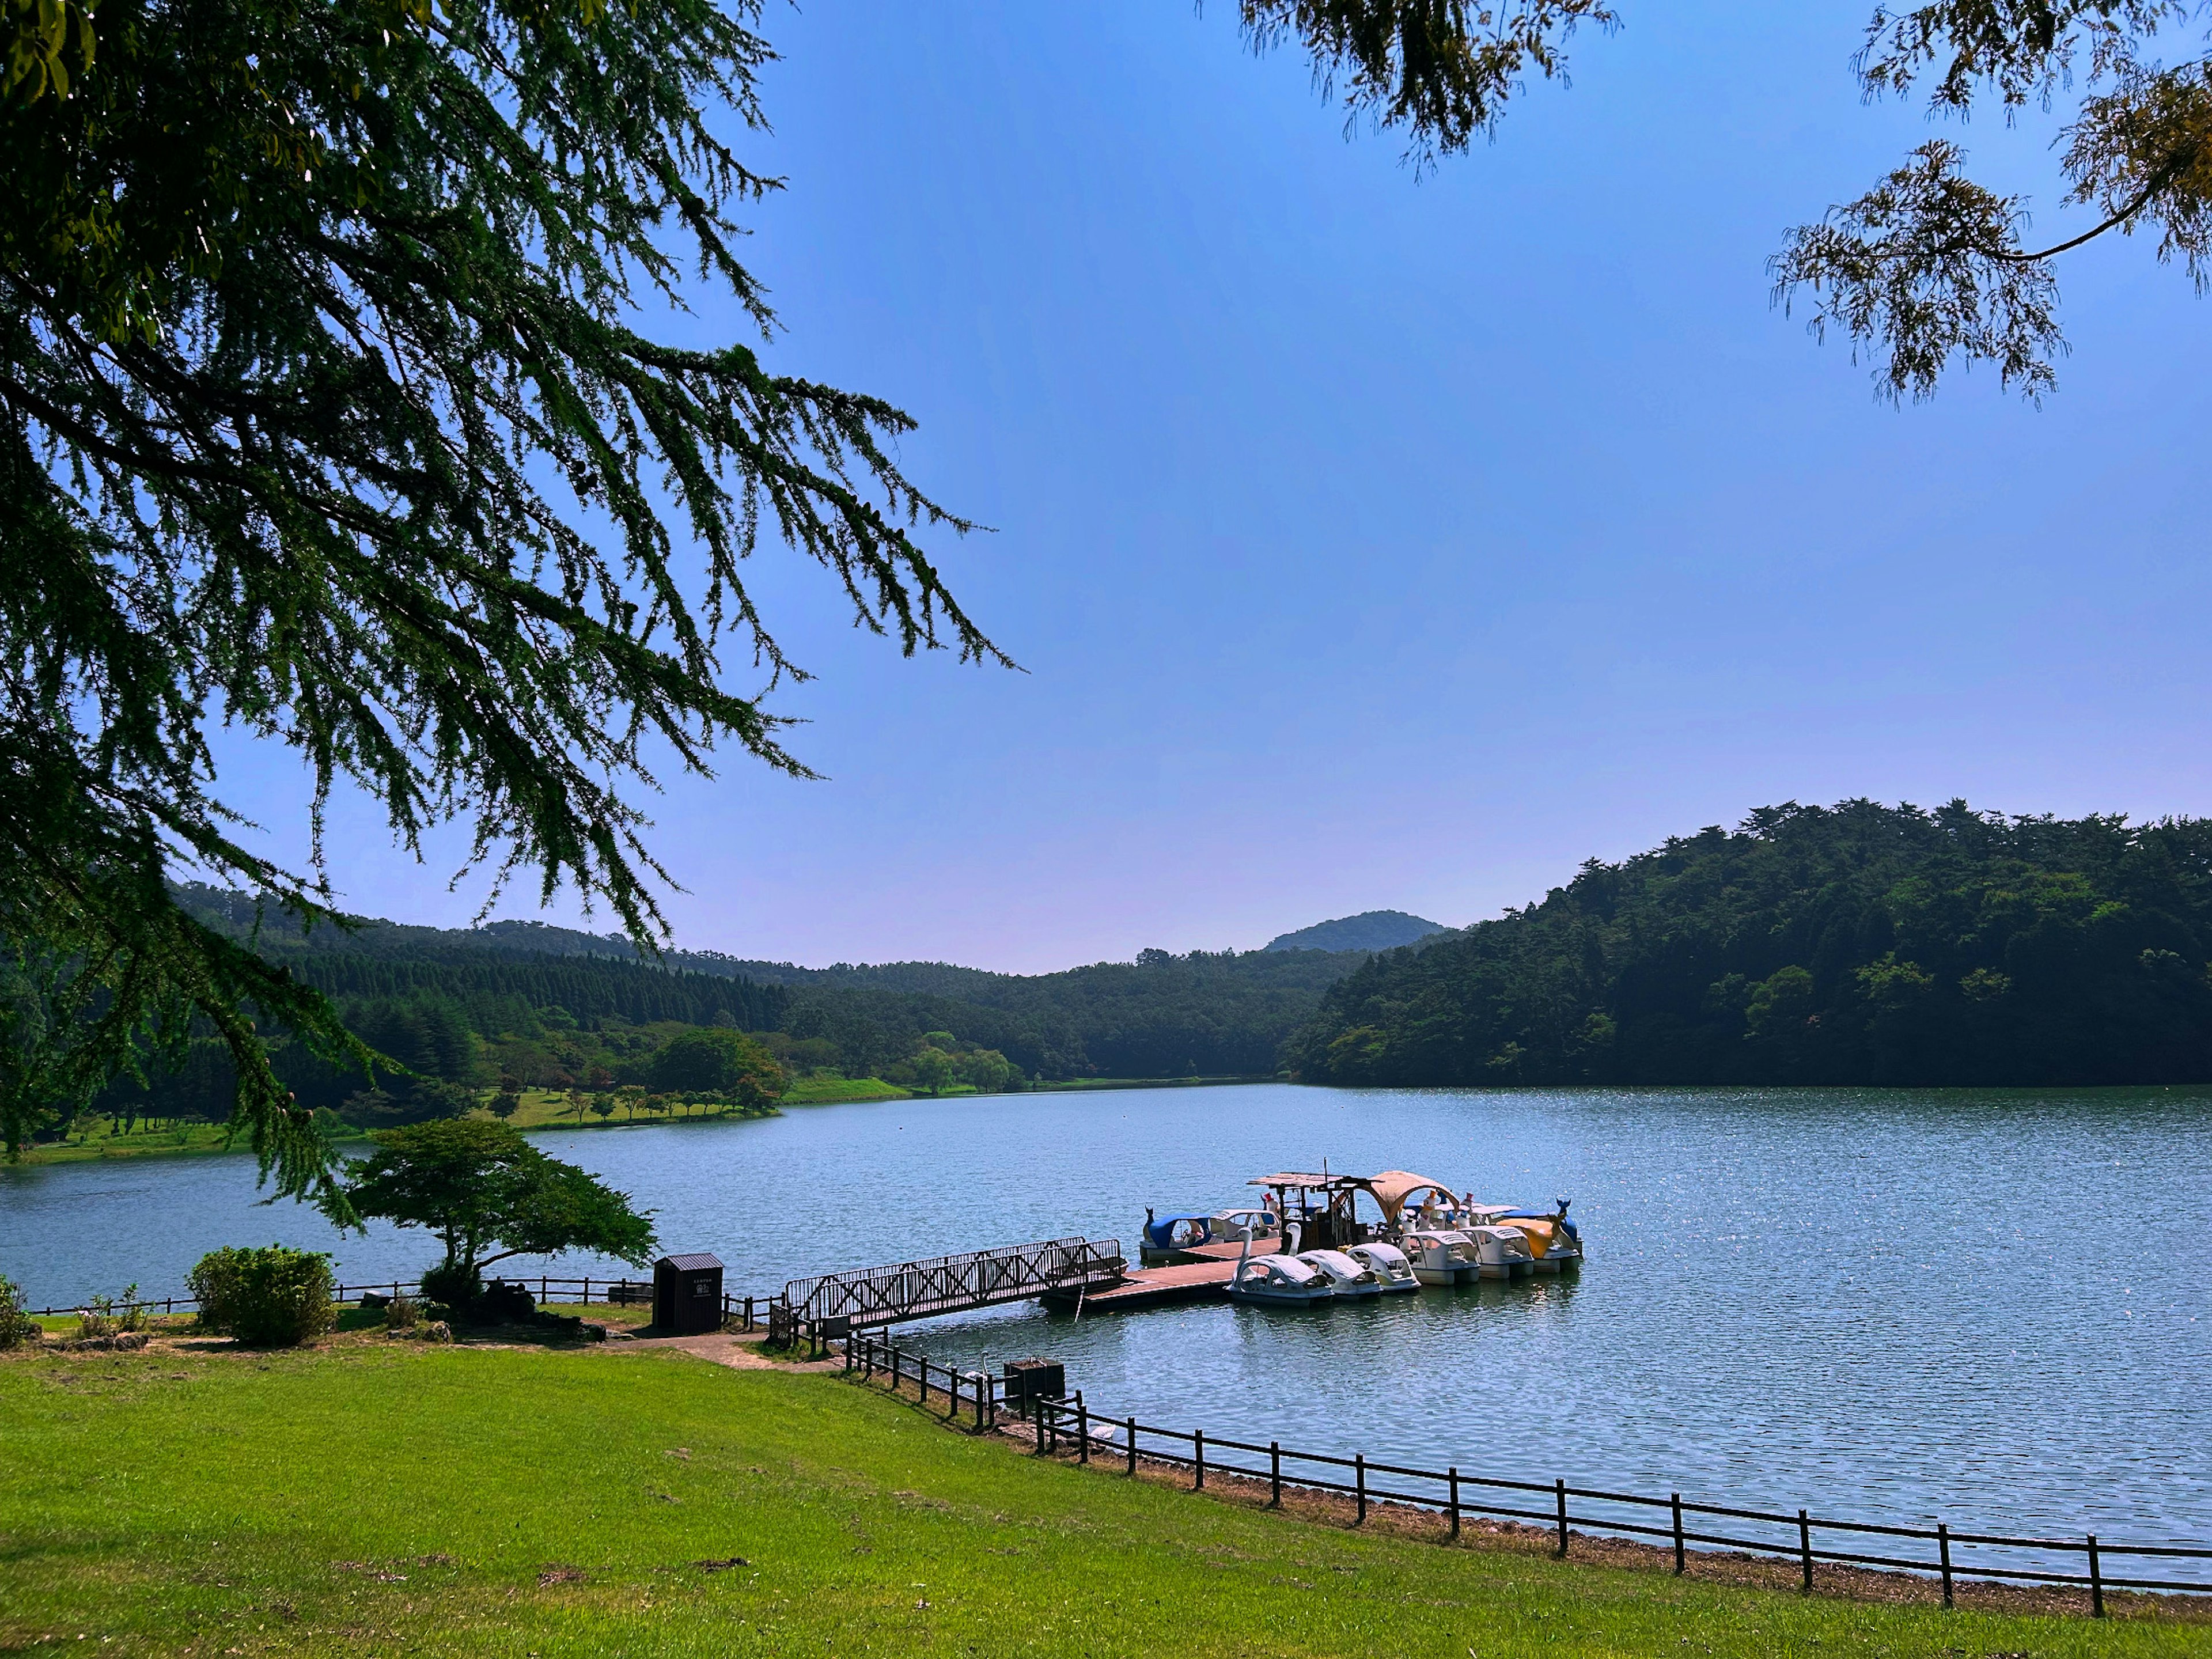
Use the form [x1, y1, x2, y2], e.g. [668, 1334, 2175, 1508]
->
[783, 1237, 1124, 1337]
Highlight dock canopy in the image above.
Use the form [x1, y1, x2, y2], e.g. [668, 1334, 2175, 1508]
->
[1248, 1172, 1368, 1191]
[1366, 1171, 1460, 1225]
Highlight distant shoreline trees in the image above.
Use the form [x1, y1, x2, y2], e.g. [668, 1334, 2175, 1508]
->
[1291, 800, 2212, 1089]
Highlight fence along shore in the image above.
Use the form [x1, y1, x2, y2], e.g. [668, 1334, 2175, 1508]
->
[36, 1271, 2211, 1613]
[838, 1328, 2212, 1615]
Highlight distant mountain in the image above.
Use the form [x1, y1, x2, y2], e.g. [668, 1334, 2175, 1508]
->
[1264, 911, 1448, 954]
[166, 885, 1374, 1082]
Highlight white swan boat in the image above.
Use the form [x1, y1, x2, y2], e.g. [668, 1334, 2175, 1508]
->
[1296, 1248, 1386, 1298]
[1464, 1200, 1581, 1274]
[1225, 1234, 1335, 1306]
[1398, 1228, 1483, 1286]
[1345, 1241, 1422, 1293]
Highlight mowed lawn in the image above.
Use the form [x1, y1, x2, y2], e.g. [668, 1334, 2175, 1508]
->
[2, 1342, 2207, 1658]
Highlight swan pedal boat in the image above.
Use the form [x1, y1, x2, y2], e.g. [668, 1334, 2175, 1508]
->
[1295, 1248, 1387, 1298]
[1225, 1244, 1335, 1306]
[1398, 1228, 1483, 1286]
[1344, 1241, 1422, 1293]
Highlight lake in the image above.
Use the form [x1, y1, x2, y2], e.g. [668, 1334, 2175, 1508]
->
[5, 1081, 2208, 1571]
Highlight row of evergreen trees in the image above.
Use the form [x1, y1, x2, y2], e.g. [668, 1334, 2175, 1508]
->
[1289, 801, 2212, 1088]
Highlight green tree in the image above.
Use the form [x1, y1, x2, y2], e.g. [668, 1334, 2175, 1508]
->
[1242, 4, 2212, 399]
[952, 1046, 1016, 1094]
[325, 1119, 654, 1292]
[647, 1027, 783, 1098]
[0, 0, 1001, 1191]
[487, 1091, 521, 1121]
[908, 1045, 955, 1096]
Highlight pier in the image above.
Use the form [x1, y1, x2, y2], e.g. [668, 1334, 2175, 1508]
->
[775, 1236, 1243, 1339]
[783, 1236, 1128, 1335]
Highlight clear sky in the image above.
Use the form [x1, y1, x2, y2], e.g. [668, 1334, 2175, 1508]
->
[214, 2, 2212, 972]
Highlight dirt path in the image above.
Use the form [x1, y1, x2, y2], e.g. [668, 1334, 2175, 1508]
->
[620, 1330, 842, 1373]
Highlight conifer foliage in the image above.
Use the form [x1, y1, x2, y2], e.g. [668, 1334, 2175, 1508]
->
[0, 0, 997, 1187]
[1291, 801, 2212, 1088]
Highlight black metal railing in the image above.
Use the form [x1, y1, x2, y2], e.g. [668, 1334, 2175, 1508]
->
[840, 1331, 2211, 1615]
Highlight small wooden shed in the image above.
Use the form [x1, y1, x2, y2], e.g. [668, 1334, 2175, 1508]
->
[653, 1253, 725, 1334]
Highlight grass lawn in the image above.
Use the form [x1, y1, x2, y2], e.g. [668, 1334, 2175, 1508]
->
[3, 1342, 2205, 1658]
[777, 1074, 912, 1105]
[17, 1120, 371, 1166]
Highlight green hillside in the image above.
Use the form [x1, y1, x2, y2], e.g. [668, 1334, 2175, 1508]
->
[1290, 800, 2212, 1088]
[66, 892, 1377, 1137]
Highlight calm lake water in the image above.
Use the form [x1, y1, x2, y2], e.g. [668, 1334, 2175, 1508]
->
[5, 1082, 2209, 1569]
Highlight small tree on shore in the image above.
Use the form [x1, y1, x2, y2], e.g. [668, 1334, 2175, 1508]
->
[324, 1120, 655, 1304]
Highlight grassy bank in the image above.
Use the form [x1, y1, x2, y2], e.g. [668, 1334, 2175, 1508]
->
[10, 1075, 1246, 1170]
[3, 1340, 2203, 1658]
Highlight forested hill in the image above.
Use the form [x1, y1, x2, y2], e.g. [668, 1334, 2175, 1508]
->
[1287, 801, 2212, 1089]
[1265, 911, 1447, 953]
[169, 888, 1370, 1089]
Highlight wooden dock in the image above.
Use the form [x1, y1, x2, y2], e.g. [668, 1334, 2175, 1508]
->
[1040, 1257, 1235, 1313]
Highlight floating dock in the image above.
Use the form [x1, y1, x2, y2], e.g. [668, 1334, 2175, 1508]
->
[1040, 1257, 1235, 1313]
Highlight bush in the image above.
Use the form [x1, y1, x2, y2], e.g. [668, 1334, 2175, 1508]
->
[418, 1260, 480, 1313]
[0, 1275, 39, 1350]
[384, 1290, 421, 1332]
[186, 1246, 337, 1347]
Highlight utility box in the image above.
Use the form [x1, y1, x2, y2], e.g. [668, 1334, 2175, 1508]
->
[653, 1253, 725, 1334]
[1002, 1358, 1065, 1408]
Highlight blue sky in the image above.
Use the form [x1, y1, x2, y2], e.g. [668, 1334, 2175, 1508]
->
[216, 2, 2212, 971]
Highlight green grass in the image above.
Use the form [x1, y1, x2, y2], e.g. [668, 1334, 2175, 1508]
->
[16, 1119, 370, 1166]
[3, 1343, 2205, 1658]
[778, 1073, 912, 1104]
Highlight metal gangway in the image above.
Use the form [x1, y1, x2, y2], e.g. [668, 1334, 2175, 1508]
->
[779, 1236, 1125, 1340]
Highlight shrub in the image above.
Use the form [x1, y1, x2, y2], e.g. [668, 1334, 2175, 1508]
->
[186, 1246, 338, 1347]
[0, 1275, 39, 1350]
[75, 1287, 144, 1338]
[384, 1291, 421, 1332]
[418, 1260, 480, 1313]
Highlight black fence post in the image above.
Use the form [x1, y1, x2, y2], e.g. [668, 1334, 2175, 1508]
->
[1672, 1494, 1684, 1574]
[1077, 1392, 1089, 1464]
[1449, 1468, 1461, 1539]
[1271, 1443, 1282, 1508]
[1937, 1522, 1953, 1609]
[1355, 1455, 1367, 1525]
[1555, 1479, 1569, 1558]
[1127, 1418, 1138, 1477]
[1798, 1510, 1812, 1593]
[2089, 1534, 2104, 1619]
[1194, 1429, 1206, 1491]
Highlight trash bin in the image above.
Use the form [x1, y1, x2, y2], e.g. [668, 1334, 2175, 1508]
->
[1002, 1357, 1065, 1408]
[653, 1253, 725, 1334]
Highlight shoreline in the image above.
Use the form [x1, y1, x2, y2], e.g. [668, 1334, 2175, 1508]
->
[6, 1074, 1268, 1171]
